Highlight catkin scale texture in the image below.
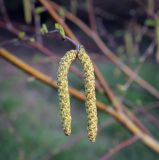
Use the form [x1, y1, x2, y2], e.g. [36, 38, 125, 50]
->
[57, 50, 77, 136]
[78, 47, 97, 142]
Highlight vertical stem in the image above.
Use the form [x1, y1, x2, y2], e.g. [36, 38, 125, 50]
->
[0, 0, 10, 22]
[87, 0, 97, 32]
[22, 0, 32, 24]
[35, 14, 43, 44]
[31, 2, 43, 44]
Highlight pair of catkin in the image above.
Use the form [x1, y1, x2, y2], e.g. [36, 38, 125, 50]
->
[57, 46, 97, 142]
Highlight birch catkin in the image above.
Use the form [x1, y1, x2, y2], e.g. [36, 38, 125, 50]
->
[57, 46, 97, 142]
[78, 47, 97, 142]
[57, 50, 77, 136]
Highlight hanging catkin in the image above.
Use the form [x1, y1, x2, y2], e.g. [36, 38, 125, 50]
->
[57, 50, 77, 136]
[77, 46, 97, 142]
[57, 46, 97, 142]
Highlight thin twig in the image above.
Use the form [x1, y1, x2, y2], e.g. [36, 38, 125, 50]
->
[0, 38, 19, 46]
[135, 101, 159, 111]
[96, 17, 117, 48]
[100, 136, 139, 160]
[134, 0, 157, 18]
[87, 0, 97, 32]
[120, 41, 155, 102]
[0, 0, 10, 22]
[137, 108, 159, 129]
[31, 1, 43, 44]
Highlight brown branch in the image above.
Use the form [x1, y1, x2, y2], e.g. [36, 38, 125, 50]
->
[93, 64, 122, 111]
[100, 136, 139, 160]
[0, 0, 10, 23]
[136, 108, 159, 129]
[1, 48, 159, 153]
[50, 1, 159, 100]
[87, 0, 97, 32]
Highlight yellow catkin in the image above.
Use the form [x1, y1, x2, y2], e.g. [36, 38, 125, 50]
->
[57, 50, 77, 136]
[57, 46, 97, 142]
[77, 46, 97, 142]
